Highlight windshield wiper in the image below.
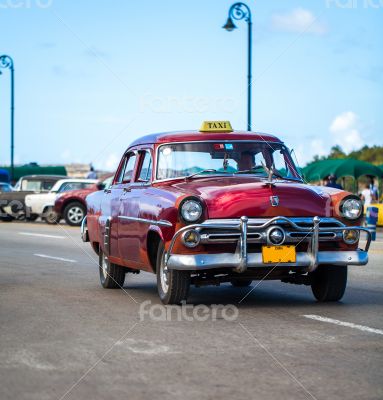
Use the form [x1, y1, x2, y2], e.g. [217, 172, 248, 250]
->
[235, 165, 265, 174]
[185, 169, 230, 180]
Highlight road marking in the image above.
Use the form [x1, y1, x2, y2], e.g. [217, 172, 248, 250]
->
[303, 314, 383, 336]
[19, 232, 66, 239]
[34, 254, 77, 263]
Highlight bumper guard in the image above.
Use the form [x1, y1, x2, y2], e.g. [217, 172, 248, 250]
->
[165, 216, 371, 273]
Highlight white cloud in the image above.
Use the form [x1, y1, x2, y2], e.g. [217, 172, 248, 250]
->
[329, 111, 364, 153]
[98, 153, 120, 172]
[272, 8, 327, 35]
[294, 139, 327, 165]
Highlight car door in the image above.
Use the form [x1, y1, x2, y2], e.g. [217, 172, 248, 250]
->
[102, 151, 137, 259]
[118, 149, 153, 266]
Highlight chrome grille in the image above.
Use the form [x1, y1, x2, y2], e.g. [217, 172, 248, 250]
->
[198, 217, 344, 244]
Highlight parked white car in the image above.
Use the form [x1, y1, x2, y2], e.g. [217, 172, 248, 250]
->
[25, 179, 97, 224]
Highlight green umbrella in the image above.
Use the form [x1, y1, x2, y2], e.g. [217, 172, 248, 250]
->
[303, 158, 383, 182]
[0, 166, 67, 181]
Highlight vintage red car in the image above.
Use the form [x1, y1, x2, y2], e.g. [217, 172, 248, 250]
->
[82, 121, 370, 304]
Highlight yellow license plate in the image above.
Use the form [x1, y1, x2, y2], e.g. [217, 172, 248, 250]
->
[262, 245, 296, 264]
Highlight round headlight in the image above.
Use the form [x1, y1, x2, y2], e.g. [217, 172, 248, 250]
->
[341, 198, 363, 220]
[343, 229, 360, 245]
[181, 229, 201, 248]
[180, 199, 203, 222]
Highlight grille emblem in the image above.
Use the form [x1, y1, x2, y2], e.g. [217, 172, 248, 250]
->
[270, 196, 279, 207]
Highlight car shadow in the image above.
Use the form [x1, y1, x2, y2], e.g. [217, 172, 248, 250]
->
[123, 275, 383, 309]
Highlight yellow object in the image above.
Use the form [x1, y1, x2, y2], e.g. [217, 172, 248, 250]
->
[262, 245, 296, 264]
[199, 121, 233, 132]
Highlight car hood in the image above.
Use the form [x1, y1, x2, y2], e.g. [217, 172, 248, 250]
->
[25, 192, 55, 203]
[164, 176, 333, 219]
[58, 187, 95, 199]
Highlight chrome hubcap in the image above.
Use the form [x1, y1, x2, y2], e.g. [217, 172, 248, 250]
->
[101, 255, 108, 279]
[68, 207, 84, 223]
[160, 256, 169, 293]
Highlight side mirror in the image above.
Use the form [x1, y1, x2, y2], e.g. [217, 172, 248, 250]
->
[97, 183, 105, 190]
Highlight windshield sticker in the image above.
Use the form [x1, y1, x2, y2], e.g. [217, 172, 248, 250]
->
[224, 144, 234, 150]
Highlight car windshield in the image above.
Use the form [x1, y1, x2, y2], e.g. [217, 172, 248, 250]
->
[57, 182, 95, 193]
[157, 141, 301, 180]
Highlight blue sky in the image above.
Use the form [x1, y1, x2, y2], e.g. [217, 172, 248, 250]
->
[0, 0, 382, 170]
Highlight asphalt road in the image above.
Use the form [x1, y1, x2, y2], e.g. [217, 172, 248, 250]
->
[1, 221, 382, 400]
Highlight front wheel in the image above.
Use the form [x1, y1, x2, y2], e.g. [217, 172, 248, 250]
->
[63, 202, 85, 226]
[156, 242, 190, 305]
[43, 207, 60, 224]
[99, 249, 125, 289]
[311, 265, 347, 302]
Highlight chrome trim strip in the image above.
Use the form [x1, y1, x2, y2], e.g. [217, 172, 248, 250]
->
[118, 215, 172, 227]
[200, 216, 346, 229]
[166, 250, 369, 271]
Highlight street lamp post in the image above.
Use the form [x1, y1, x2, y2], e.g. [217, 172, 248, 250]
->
[0, 55, 15, 182]
[223, 2, 252, 131]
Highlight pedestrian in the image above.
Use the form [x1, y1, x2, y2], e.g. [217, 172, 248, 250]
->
[87, 165, 97, 179]
[325, 174, 343, 190]
[361, 184, 372, 206]
[369, 180, 378, 202]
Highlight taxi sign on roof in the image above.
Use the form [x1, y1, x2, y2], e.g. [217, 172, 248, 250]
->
[199, 121, 233, 133]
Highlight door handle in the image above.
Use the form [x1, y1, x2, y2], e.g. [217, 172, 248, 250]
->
[123, 187, 132, 193]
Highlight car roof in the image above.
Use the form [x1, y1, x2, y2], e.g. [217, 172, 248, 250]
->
[19, 175, 67, 180]
[55, 178, 98, 184]
[128, 130, 282, 148]
[51, 178, 97, 189]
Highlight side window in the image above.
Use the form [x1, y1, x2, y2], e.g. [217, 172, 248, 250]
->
[121, 153, 137, 183]
[137, 151, 152, 182]
[43, 181, 56, 191]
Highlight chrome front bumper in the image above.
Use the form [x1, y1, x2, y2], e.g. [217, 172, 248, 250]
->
[165, 216, 371, 273]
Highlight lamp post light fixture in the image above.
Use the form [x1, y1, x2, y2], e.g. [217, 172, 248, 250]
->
[0, 55, 15, 182]
[223, 2, 252, 131]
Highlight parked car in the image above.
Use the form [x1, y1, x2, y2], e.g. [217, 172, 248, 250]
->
[0, 182, 13, 193]
[54, 175, 113, 226]
[0, 175, 66, 221]
[0, 169, 10, 183]
[25, 178, 97, 224]
[81, 121, 370, 304]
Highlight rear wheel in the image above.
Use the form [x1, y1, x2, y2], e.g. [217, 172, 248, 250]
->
[156, 242, 190, 305]
[63, 202, 85, 226]
[230, 279, 253, 287]
[311, 265, 347, 302]
[99, 249, 125, 289]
